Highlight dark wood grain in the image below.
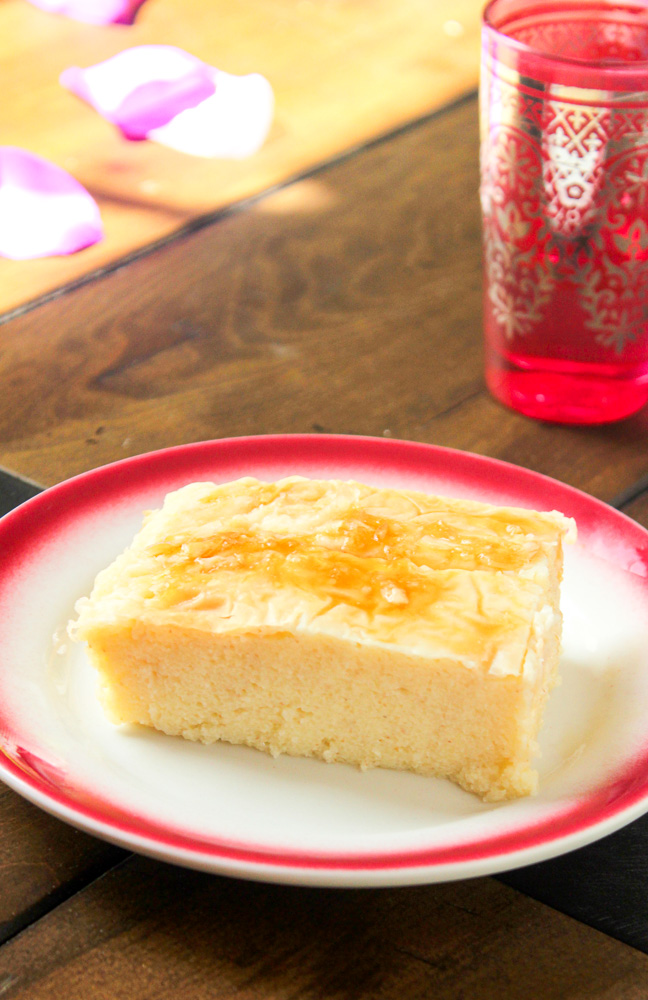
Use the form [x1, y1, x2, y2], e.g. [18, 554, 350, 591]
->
[0, 95, 482, 485]
[0, 468, 40, 518]
[2, 99, 487, 484]
[623, 488, 648, 529]
[0, 784, 125, 945]
[1, 857, 648, 1000]
[500, 813, 648, 956]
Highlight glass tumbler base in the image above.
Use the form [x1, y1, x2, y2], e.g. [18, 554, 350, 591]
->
[486, 357, 648, 425]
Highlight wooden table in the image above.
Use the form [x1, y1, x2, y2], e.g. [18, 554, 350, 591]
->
[0, 0, 482, 316]
[2, 2, 648, 996]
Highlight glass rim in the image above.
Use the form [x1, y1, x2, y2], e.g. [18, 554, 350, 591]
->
[483, 0, 648, 75]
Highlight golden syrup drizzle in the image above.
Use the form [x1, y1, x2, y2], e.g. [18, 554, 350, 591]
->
[321, 509, 540, 570]
[146, 506, 537, 576]
[142, 506, 538, 641]
[152, 536, 428, 617]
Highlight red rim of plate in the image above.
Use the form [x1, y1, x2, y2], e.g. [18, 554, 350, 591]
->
[1, 434, 648, 879]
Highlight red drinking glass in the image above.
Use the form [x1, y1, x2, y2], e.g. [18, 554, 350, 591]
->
[481, 0, 648, 423]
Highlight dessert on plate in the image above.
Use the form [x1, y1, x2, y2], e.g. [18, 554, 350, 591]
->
[70, 476, 575, 801]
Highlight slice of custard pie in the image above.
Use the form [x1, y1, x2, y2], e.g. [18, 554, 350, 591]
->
[70, 476, 575, 800]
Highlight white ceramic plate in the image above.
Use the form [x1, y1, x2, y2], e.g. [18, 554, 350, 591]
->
[1, 434, 647, 887]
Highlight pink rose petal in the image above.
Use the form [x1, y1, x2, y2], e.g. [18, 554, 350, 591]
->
[61, 46, 274, 158]
[0, 147, 103, 260]
[148, 69, 274, 158]
[26, 0, 147, 25]
[61, 47, 216, 140]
